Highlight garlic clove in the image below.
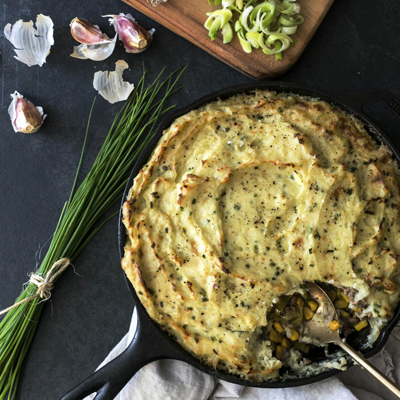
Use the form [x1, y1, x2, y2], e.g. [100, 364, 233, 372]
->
[93, 60, 134, 104]
[70, 17, 117, 61]
[70, 17, 112, 45]
[4, 14, 54, 67]
[8, 92, 46, 134]
[106, 13, 155, 54]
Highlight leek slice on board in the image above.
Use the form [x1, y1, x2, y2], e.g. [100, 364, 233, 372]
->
[204, 0, 303, 60]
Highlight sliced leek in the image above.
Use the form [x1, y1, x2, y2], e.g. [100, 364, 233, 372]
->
[204, 0, 303, 61]
[204, 9, 233, 41]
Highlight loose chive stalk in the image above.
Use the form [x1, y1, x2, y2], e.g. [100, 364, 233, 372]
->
[0, 65, 185, 400]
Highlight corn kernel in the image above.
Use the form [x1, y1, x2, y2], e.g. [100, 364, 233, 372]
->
[296, 297, 304, 307]
[275, 345, 283, 360]
[341, 293, 350, 303]
[308, 300, 319, 312]
[328, 290, 337, 302]
[340, 310, 351, 319]
[281, 337, 292, 349]
[273, 322, 284, 333]
[354, 320, 369, 331]
[329, 320, 340, 330]
[334, 298, 349, 309]
[269, 329, 281, 343]
[290, 329, 299, 341]
[303, 306, 314, 320]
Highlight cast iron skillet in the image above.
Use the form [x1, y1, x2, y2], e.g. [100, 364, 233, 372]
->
[61, 82, 400, 400]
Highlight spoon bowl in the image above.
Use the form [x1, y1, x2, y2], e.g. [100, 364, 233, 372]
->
[303, 282, 341, 345]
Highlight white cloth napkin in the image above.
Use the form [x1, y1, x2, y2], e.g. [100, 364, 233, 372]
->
[86, 309, 400, 400]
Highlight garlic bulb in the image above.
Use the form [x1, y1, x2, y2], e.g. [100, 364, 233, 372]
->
[93, 60, 134, 104]
[8, 92, 46, 134]
[70, 17, 117, 61]
[4, 14, 54, 67]
[106, 14, 155, 54]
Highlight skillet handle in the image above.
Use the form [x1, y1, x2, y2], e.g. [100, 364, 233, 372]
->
[59, 312, 185, 400]
[337, 89, 400, 120]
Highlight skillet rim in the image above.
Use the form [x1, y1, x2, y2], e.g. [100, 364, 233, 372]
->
[118, 80, 400, 387]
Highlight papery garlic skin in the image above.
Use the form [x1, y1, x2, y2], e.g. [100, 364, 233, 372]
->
[4, 14, 54, 67]
[106, 14, 155, 54]
[8, 92, 46, 134]
[71, 36, 117, 61]
[147, 0, 167, 6]
[70, 17, 117, 61]
[93, 60, 134, 104]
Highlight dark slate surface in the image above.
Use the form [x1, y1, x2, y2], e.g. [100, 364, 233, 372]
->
[0, 0, 400, 399]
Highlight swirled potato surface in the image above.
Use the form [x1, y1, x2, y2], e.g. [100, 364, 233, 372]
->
[122, 91, 400, 380]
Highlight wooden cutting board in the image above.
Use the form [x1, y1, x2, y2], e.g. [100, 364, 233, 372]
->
[122, 0, 335, 80]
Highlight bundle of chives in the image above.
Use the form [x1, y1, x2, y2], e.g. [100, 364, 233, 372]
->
[0, 66, 185, 399]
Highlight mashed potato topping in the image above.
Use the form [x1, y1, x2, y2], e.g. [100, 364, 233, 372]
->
[121, 91, 400, 381]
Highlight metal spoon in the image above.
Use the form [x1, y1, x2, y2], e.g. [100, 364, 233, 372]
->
[304, 282, 400, 398]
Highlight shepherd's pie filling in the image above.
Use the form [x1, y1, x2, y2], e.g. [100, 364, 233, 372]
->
[121, 91, 400, 381]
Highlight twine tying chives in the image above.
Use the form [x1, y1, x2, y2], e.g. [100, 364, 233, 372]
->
[0, 258, 70, 316]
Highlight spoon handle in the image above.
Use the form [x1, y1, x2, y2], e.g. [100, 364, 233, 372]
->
[337, 340, 400, 398]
